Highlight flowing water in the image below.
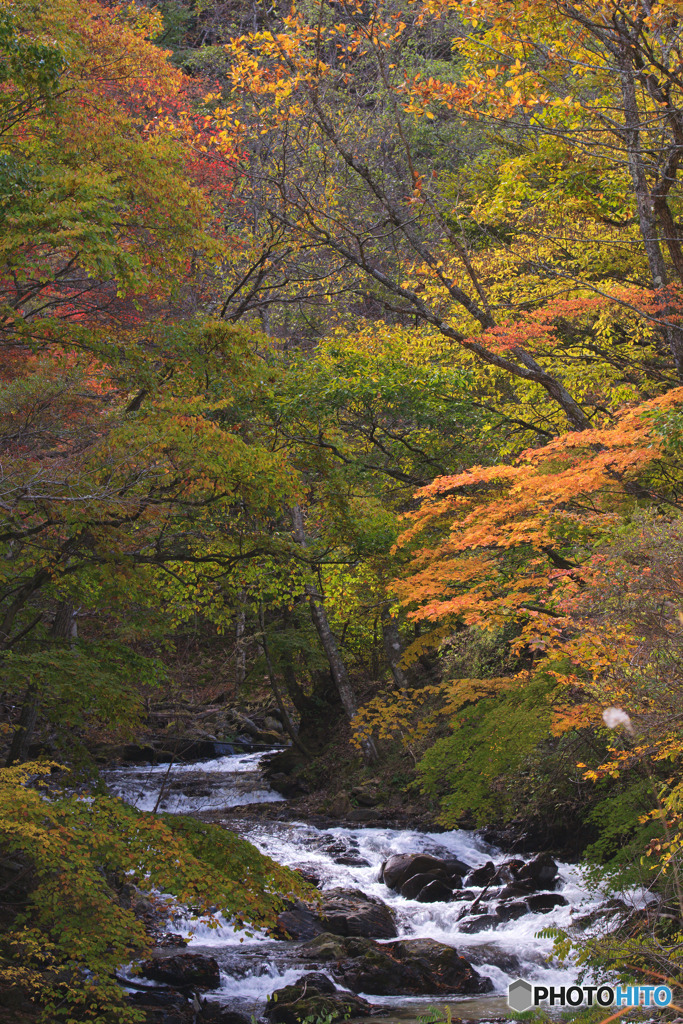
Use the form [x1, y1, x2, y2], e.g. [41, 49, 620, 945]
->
[105, 750, 639, 1022]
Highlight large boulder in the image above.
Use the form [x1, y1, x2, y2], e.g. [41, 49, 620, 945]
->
[139, 952, 220, 990]
[380, 853, 469, 892]
[463, 854, 559, 894]
[321, 889, 398, 938]
[458, 914, 500, 935]
[463, 861, 498, 887]
[276, 900, 325, 941]
[276, 889, 397, 940]
[516, 853, 559, 890]
[495, 900, 528, 922]
[264, 973, 374, 1024]
[398, 870, 455, 901]
[413, 879, 455, 904]
[301, 933, 492, 996]
[526, 893, 568, 914]
[300, 933, 368, 962]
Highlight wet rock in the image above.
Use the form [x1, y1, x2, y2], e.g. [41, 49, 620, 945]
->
[572, 897, 628, 930]
[264, 972, 374, 1024]
[450, 889, 477, 902]
[320, 888, 398, 938]
[301, 933, 366, 961]
[526, 893, 568, 914]
[129, 988, 193, 1024]
[158, 932, 188, 948]
[341, 937, 493, 996]
[398, 870, 453, 900]
[139, 953, 220, 990]
[516, 853, 559, 890]
[380, 853, 466, 891]
[467, 945, 525, 975]
[276, 889, 397, 940]
[495, 900, 528, 922]
[276, 900, 325, 940]
[497, 858, 525, 882]
[320, 838, 350, 855]
[458, 914, 500, 934]
[414, 879, 455, 903]
[334, 853, 371, 866]
[442, 857, 472, 876]
[294, 867, 322, 888]
[302, 934, 491, 996]
[464, 861, 497, 887]
[207, 1012, 254, 1024]
[498, 882, 535, 899]
[258, 730, 287, 745]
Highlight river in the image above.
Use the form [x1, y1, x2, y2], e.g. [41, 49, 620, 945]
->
[105, 749, 635, 1022]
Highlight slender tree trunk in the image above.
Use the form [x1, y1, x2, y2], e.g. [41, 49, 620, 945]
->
[5, 690, 40, 767]
[235, 593, 247, 689]
[618, 50, 683, 374]
[258, 604, 311, 758]
[381, 604, 409, 690]
[290, 505, 378, 763]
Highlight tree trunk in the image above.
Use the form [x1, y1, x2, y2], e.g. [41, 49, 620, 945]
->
[5, 688, 40, 767]
[235, 594, 247, 688]
[618, 50, 683, 374]
[291, 505, 378, 763]
[381, 604, 409, 690]
[258, 604, 311, 758]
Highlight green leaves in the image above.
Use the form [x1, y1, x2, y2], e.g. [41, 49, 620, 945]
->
[0, 764, 310, 1022]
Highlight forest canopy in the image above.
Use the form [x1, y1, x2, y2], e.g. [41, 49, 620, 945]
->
[3, 0, 683, 1018]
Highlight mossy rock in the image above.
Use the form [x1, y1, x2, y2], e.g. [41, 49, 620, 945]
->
[264, 972, 373, 1024]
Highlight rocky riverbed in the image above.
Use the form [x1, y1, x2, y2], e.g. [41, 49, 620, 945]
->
[104, 750, 648, 1024]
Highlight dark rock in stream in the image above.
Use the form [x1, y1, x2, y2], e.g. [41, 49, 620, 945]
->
[131, 990, 253, 1024]
[458, 913, 500, 934]
[380, 853, 469, 891]
[517, 853, 559, 889]
[463, 853, 559, 897]
[495, 900, 528, 922]
[264, 973, 376, 1024]
[526, 892, 568, 913]
[411, 878, 455, 903]
[276, 901, 323, 940]
[276, 888, 397, 940]
[463, 861, 497, 887]
[140, 953, 221, 990]
[158, 932, 189, 948]
[301, 933, 493, 996]
[398, 869, 460, 901]
[449, 888, 477, 902]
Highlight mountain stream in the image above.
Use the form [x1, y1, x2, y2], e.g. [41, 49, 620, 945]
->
[105, 750, 636, 1023]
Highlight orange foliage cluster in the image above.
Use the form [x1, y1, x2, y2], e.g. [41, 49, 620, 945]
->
[393, 389, 683, 741]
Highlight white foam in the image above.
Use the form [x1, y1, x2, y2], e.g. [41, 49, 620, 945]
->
[104, 751, 285, 812]
[214, 965, 336, 1003]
